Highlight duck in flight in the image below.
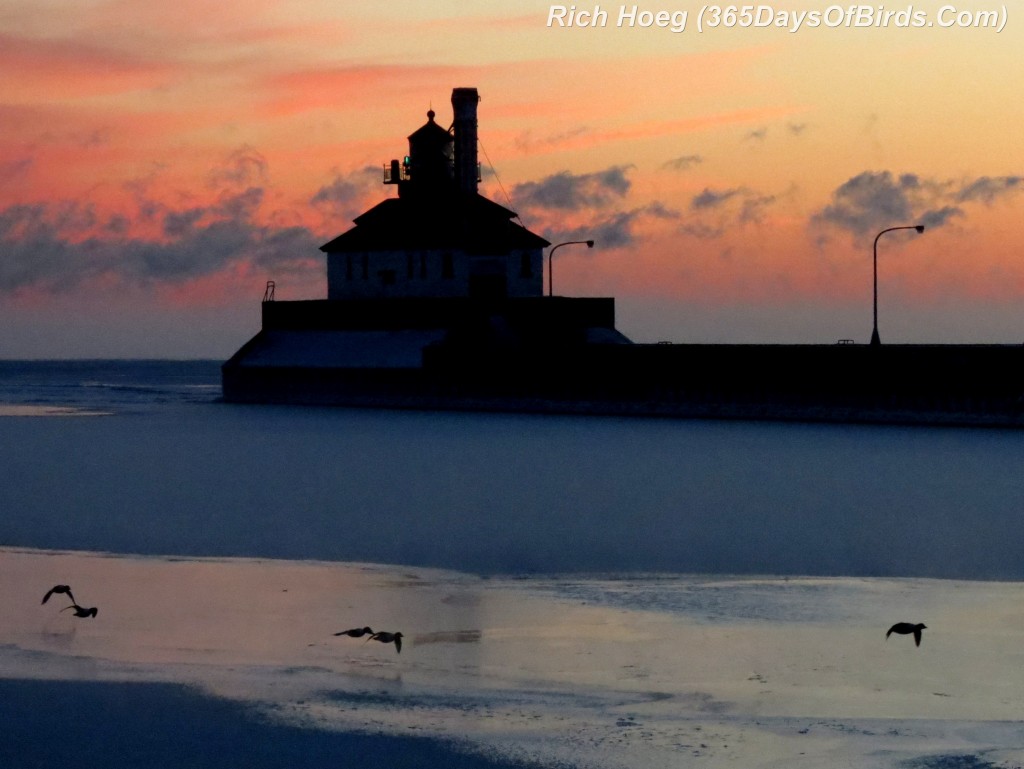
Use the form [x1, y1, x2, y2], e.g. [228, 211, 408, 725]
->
[42, 585, 76, 605]
[367, 631, 403, 654]
[61, 604, 98, 618]
[333, 626, 374, 638]
[886, 622, 926, 646]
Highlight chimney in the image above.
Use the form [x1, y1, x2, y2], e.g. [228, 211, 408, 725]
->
[451, 87, 480, 195]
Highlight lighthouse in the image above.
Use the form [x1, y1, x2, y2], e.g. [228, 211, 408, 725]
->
[321, 88, 548, 302]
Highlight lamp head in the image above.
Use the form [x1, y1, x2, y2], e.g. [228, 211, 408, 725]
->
[914, 225, 925, 234]
[586, 240, 594, 248]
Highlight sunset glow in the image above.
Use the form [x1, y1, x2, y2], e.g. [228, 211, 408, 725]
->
[2, 0, 1022, 356]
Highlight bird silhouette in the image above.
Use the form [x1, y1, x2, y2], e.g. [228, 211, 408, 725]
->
[886, 622, 926, 646]
[333, 626, 374, 638]
[42, 585, 76, 605]
[368, 631, 403, 653]
[61, 604, 98, 618]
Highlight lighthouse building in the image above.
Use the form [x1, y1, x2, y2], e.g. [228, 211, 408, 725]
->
[322, 88, 548, 301]
[222, 87, 628, 406]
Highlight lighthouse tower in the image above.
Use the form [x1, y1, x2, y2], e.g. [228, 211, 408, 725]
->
[322, 88, 548, 301]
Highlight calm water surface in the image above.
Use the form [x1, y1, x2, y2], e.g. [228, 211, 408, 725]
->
[1, 360, 1022, 579]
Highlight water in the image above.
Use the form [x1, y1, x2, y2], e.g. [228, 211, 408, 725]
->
[1, 359, 1022, 580]
[5, 360, 1024, 768]
[0, 359, 221, 414]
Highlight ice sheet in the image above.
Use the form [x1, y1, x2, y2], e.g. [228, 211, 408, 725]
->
[4, 547, 1024, 769]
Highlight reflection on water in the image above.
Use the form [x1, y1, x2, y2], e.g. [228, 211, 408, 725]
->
[5, 547, 1024, 769]
[0, 404, 113, 417]
[413, 630, 483, 645]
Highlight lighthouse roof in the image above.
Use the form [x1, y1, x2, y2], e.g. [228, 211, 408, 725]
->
[407, 109, 452, 143]
[319, 192, 549, 254]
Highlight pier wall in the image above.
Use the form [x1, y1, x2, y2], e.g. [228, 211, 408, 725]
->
[223, 298, 1024, 426]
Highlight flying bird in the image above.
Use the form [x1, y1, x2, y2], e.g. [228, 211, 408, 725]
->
[42, 585, 76, 605]
[333, 626, 374, 638]
[61, 604, 98, 618]
[368, 631, 403, 653]
[886, 622, 926, 646]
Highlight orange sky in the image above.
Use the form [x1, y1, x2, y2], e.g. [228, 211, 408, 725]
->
[1, 0, 1022, 356]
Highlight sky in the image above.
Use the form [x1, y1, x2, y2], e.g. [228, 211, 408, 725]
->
[1, 0, 1022, 357]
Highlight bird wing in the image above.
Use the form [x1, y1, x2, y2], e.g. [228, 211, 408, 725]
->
[395, 636, 402, 654]
[913, 629, 921, 647]
[42, 588, 55, 604]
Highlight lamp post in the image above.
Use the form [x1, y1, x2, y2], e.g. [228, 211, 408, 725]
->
[547, 240, 594, 297]
[871, 225, 925, 346]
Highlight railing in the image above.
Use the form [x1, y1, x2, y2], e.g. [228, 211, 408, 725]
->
[263, 280, 275, 302]
[382, 160, 479, 183]
[383, 160, 410, 184]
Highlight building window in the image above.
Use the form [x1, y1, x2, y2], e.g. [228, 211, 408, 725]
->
[420, 252, 427, 279]
[346, 255, 353, 280]
[407, 253, 414, 280]
[442, 252, 454, 279]
[362, 253, 369, 280]
[519, 252, 532, 279]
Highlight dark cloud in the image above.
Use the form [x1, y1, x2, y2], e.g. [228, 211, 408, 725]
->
[251, 225, 321, 271]
[548, 211, 636, 249]
[206, 145, 269, 190]
[311, 177, 360, 207]
[128, 219, 255, 281]
[513, 126, 589, 154]
[691, 187, 741, 210]
[0, 156, 33, 182]
[215, 187, 263, 220]
[954, 176, 1023, 204]
[105, 214, 131, 236]
[163, 208, 206, 238]
[52, 200, 100, 234]
[545, 203, 678, 249]
[0, 190, 319, 293]
[739, 193, 777, 224]
[645, 201, 682, 220]
[512, 165, 633, 211]
[811, 170, 1022, 239]
[514, 163, 674, 250]
[310, 166, 381, 217]
[0, 205, 102, 292]
[813, 171, 925, 237]
[661, 154, 703, 172]
[918, 206, 963, 230]
[683, 186, 778, 238]
[681, 221, 725, 239]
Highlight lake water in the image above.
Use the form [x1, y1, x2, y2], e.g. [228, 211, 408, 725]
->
[1, 359, 1022, 580]
[3, 360, 1024, 769]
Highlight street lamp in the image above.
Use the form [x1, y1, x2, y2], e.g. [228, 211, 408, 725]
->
[547, 240, 594, 297]
[871, 225, 925, 346]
